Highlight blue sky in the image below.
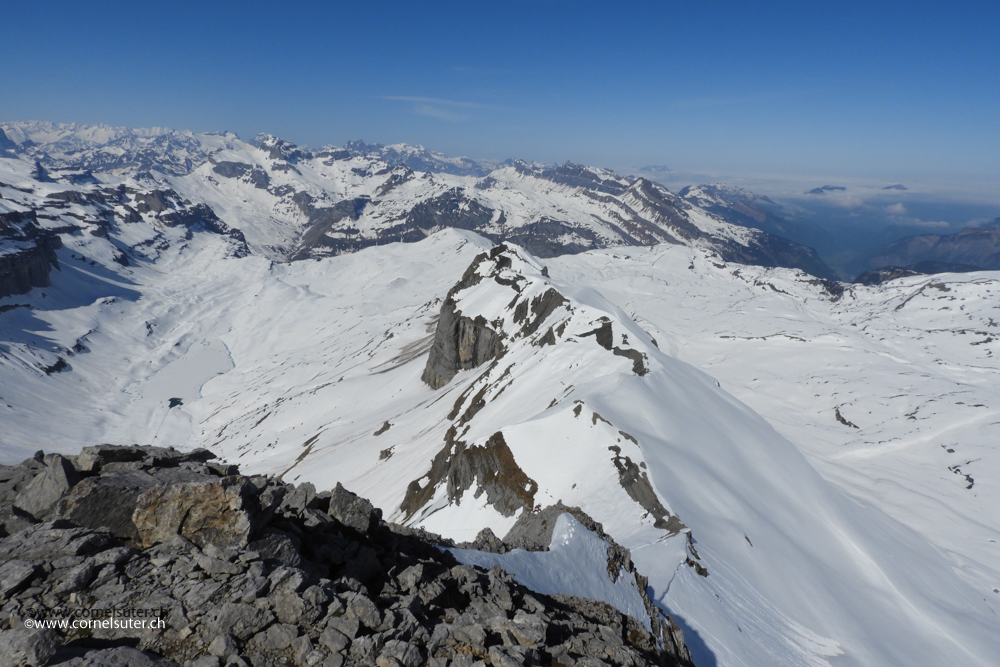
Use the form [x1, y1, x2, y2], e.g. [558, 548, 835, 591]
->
[3, 1, 998, 183]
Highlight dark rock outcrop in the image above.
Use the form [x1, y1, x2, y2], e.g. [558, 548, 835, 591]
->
[0, 208, 62, 298]
[853, 266, 923, 286]
[211, 160, 269, 190]
[13, 455, 79, 520]
[607, 445, 684, 534]
[422, 251, 505, 390]
[422, 301, 503, 390]
[0, 239, 60, 298]
[401, 425, 540, 523]
[212, 161, 252, 179]
[0, 445, 693, 667]
[0, 128, 17, 155]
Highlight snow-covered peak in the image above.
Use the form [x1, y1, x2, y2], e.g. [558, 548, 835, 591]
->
[253, 133, 313, 163]
[679, 183, 774, 205]
[343, 139, 497, 176]
[0, 120, 235, 175]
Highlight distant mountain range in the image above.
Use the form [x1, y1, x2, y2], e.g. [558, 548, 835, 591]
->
[866, 221, 1000, 274]
[0, 121, 839, 299]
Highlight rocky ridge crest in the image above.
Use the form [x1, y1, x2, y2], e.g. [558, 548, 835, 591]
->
[0, 445, 692, 667]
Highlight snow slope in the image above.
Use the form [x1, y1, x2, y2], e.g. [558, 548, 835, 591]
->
[3, 125, 999, 665]
[546, 245, 1000, 611]
[450, 513, 652, 630]
[3, 218, 997, 666]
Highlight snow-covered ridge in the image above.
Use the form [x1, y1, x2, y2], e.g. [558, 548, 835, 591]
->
[450, 514, 653, 629]
[1, 120, 835, 277]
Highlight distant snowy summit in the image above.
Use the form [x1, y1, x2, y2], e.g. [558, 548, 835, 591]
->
[0, 120, 219, 175]
[0, 120, 839, 297]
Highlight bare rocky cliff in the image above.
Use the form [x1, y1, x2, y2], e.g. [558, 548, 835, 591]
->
[421, 248, 508, 390]
[0, 210, 61, 298]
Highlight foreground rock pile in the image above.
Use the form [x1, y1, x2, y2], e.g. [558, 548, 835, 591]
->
[0, 446, 693, 667]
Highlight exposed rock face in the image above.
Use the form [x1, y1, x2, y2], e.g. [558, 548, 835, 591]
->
[13, 455, 78, 520]
[422, 250, 505, 390]
[422, 301, 503, 390]
[0, 241, 59, 298]
[56, 471, 161, 543]
[0, 209, 61, 298]
[0, 626, 59, 666]
[853, 266, 924, 286]
[447, 432, 538, 516]
[608, 445, 685, 534]
[132, 476, 277, 549]
[0, 445, 692, 667]
[74, 444, 216, 474]
[327, 483, 382, 534]
[211, 160, 252, 179]
[0, 128, 17, 155]
[289, 195, 373, 259]
[400, 426, 538, 517]
[402, 430, 539, 521]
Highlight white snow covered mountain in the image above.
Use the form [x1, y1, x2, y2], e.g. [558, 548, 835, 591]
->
[2, 122, 999, 667]
[0, 121, 835, 277]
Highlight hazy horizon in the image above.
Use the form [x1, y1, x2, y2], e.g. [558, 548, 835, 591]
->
[3, 1, 997, 185]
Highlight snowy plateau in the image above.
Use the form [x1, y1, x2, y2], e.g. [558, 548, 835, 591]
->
[1, 121, 999, 667]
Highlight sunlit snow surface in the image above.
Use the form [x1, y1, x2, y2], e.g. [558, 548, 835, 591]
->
[2, 219, 999, 666]
[449, 513, 652, 630]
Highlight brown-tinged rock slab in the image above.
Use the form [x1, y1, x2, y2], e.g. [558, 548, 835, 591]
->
[132, 476, 265, 549]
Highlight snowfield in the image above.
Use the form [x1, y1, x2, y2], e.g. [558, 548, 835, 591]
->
[449, 514, 653, 631]
[2, 129, 999, 666]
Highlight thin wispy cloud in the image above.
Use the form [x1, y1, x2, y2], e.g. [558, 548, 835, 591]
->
[379, 96, 489, 109]
[413, 104, 466, 122]
[378, 95, 517, 122]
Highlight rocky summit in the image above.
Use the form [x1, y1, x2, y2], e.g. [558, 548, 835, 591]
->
[0, 445, 693, 667]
